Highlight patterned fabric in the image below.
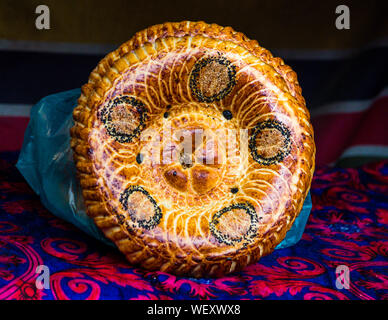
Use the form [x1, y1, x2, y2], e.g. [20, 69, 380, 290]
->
[0, 151, 387, 300]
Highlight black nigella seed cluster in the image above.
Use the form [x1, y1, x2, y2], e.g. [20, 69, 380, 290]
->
[222, 110, 233, 120]
[116, 214, 125, 224]
[209, 203, 258, 246]
[231, 187, 239, 194]
[119, 185, 162, 230]
[189, 55, 237, 103]
[136, 153, 143, 164]
[249, 119, 291, 165]
[100, 95, 148, 143]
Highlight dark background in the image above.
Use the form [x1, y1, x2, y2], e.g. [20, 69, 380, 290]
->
[1, 0, 387, 105]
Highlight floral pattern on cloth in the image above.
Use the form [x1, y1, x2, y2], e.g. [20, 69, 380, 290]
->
[0, 151, 387, 300]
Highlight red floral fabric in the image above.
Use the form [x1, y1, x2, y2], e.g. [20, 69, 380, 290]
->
[0, 152, 387, 300]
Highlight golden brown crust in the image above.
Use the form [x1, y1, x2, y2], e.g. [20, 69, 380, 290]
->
[70, 21, 315, 277]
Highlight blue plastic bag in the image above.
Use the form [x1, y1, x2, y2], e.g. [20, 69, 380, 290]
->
[16, 89, 312, 250]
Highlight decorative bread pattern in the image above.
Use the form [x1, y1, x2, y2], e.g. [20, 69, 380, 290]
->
[70, 21, 315, 277]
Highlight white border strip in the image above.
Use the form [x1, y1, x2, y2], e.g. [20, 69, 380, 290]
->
[311, 86, 388, 117]
[0, 104, 32, 117]
[340, 145, 388, 159]
[0, 39, 117, 55]
[272, 37, 388, 61]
